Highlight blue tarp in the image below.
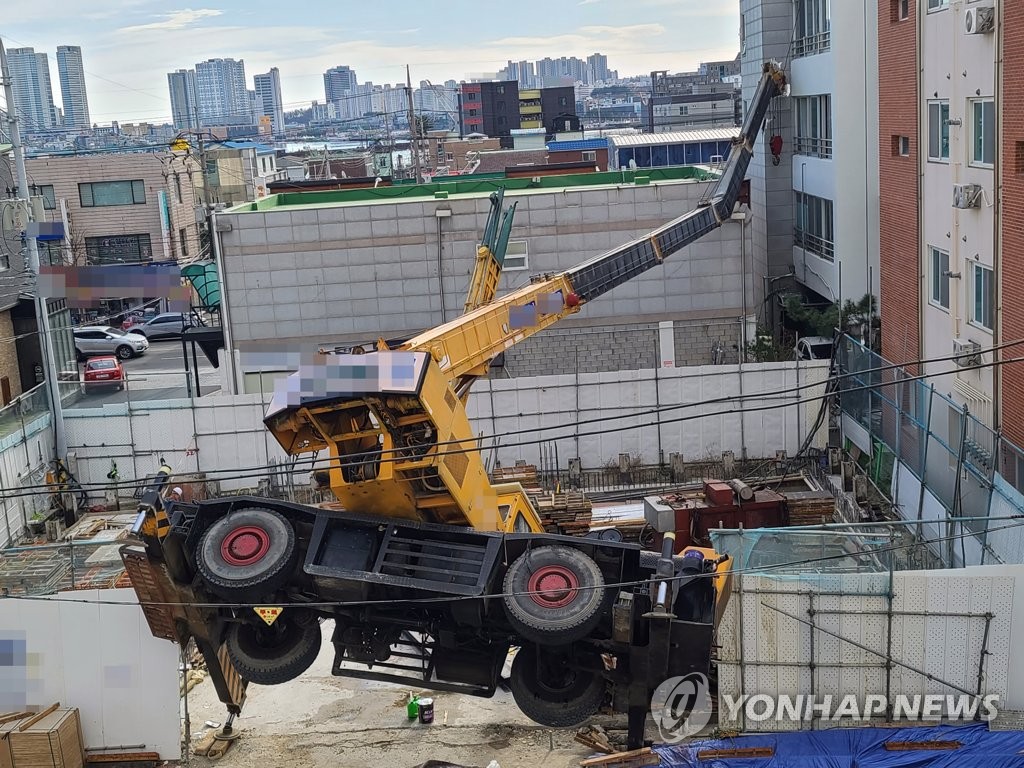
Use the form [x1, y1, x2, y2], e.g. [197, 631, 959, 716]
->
[655, 723, 1024, 768]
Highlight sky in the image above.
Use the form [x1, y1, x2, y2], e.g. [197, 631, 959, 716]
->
[4, 0, 740, 125]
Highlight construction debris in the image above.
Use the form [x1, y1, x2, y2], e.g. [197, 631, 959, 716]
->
[574, 725, 619, 755]
[490, 465, 594, 535]
[579, 746, 659, 767]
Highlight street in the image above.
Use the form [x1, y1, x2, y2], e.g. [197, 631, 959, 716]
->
[69, 338, 222, 407]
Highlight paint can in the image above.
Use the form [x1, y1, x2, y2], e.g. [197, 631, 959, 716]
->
[418, 697, 434, 724]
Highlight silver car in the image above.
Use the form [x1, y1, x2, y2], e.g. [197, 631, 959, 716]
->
[74, 326, 149, 360]
[127, 312, 192, 340]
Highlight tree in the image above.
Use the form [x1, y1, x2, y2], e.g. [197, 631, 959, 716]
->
[784, 293, 880, 350]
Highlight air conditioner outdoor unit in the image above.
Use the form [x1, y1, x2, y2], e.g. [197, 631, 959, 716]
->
[965, 6, 995, 35]
[953, 183, 982, 209]
[953, 338, 982, 367]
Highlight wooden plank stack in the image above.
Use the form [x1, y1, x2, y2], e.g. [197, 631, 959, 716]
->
[531, 491, 593, 535]
[5, 705, 85, 768]
[491, 465, 595, 535]
[785, 490, 837, 526]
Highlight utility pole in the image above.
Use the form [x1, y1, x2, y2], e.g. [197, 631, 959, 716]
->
[405, 65, 422, 183]
[0, 39, 67, 456]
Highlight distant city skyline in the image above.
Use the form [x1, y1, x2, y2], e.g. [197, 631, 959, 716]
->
[2, 0, 739, 125]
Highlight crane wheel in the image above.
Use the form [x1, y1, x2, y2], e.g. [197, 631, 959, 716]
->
[509, 645, 604, 727]
[225, 612, 322, 686]
[196, 507, 298, 601]
[502, 545, 606, 645]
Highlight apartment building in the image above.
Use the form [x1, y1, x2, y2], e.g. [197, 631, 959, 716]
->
[878, 0, 1021, 445]
[25, 151, 202, 265]
[741, 0, 879, 309]
[461, 83, 579, 144]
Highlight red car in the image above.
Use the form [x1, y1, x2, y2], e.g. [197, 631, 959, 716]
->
[82, 356, 125, 391]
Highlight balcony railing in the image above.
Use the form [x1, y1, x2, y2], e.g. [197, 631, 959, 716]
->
[794, 229, 835, 262]
[793, 136, 833, 159]
[794, 31, 831, 58]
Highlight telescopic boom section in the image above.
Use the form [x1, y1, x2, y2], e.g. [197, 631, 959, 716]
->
[264, 62, 784, 533]
[401, 61, 786, 381]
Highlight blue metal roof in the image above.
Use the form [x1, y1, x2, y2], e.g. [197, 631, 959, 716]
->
[546, 138, 609, 152]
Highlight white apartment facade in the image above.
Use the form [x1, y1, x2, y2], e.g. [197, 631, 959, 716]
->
[740, 0, 879, 309]
[195, 58, 250, 127]
[253, 68, 285, 137]
[919, 0, 998, 421]
[7, 47, 57, 131]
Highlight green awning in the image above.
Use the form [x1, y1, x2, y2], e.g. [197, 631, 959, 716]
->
[182, 262, 220, 309]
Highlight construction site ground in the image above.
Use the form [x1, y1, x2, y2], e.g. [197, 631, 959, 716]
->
[186, 623, 594, 768]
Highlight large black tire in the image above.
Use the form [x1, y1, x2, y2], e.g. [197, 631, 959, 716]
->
[510, 646, 605, 727]
[225, 614, 321, 686]
[502, 545, 606, 645]
[196, 507, 297, 601]
[115, 345, 133, 360]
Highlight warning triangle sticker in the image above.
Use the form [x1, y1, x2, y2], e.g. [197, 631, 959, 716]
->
[254, 606, 283, 626]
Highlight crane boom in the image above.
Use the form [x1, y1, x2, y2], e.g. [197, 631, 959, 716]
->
[264, 62, 785, 533]
[401, 62, 786, 380]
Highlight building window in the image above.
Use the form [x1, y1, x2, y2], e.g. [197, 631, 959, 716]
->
[971, 263, 993, 330]
[179, 228, 189, 258]
[899, 136, 910, 156]
[34, 184, 56, 210]
[446, 152, 454, 162]
[558, 96, 568, 107]
[678, 106, 689, 116]
[496, 85, 505, 94]
[795, 0, 831, 57]
[793, 95, 833, 158]
[84, 234, 153, 264]
[504, 240, 528, 270]
[892, 0, 909, 20]
[927, 0, 948, 11]
[740, 12, 747, 53]
[497, 116, 507, 125]
[79, 179, 146, 207]
[173, 174, 183, 204]
[927, 100, 950, 162]
[793, 191, 835, 261]
[582, 151, 597, 161]
[971, 99, 995, 167]
[928, 246, 950, 309]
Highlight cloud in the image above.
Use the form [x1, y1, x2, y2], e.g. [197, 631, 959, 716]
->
[117, 8, 223, 34]
[578, 0, 601, 5]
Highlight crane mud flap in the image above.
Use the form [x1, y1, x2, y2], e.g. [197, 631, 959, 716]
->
[119, 545, 247, 713]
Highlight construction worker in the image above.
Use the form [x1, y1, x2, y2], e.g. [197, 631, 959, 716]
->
[169, 486, 183, 502]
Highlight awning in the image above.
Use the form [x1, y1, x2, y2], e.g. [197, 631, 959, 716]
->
[181, 262, 220, 309]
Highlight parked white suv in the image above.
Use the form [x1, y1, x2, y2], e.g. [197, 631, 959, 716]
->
[74, 326, 149, 360]
[794, 336, 834, 361]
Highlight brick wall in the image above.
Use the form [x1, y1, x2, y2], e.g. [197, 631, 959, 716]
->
[1001, 3, 1024, 446]
[0, 310, 23, 404]
[878, 0, 920, 370]
[501, 318, 743, 377]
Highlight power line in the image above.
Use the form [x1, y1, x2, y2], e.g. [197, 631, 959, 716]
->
[2, 517, 1021, 610]
[5, 342, 1023, 500]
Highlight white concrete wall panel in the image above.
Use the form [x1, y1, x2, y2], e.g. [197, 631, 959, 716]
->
[0, 588, 180, 758]
[719, 566, 1024, 731]
[66, 362, 829, 491]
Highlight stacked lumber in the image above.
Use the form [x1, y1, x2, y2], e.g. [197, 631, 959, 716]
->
[490, 465, 595, 535]
[6, 705, 85, 768]
[785, 490, 837, 526]
[531, 491, 593, 535]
